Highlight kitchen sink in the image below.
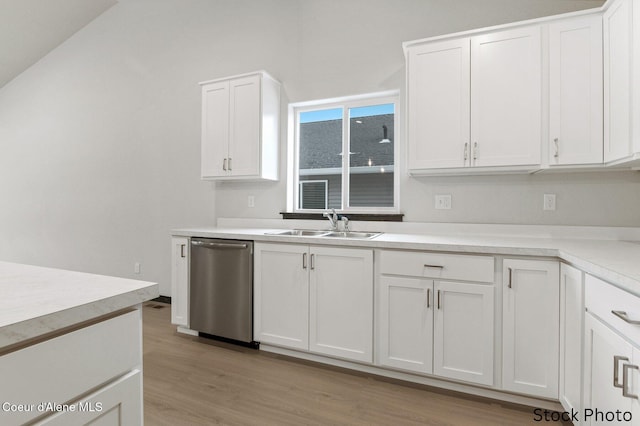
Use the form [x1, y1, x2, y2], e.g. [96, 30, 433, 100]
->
[321, 231, 382, 239]
[265, 229, 382, 239]
[267, 229, 330, 236]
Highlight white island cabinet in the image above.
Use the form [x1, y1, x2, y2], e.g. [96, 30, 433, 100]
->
[254, 242, 373, 363]
[0, 261, 158, 426]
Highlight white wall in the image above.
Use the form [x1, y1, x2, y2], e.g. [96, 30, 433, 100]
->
[0, 0, 635, 297]
[215, 0, 640, 226]
[0, 0, 298, 295]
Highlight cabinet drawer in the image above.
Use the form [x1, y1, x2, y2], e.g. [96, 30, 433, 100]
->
[378, 250, 494, 283]
[586, 274, 640, 346]
[0, 310, 141, 425]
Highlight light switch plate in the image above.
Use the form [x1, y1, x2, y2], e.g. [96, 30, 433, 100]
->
[248, 195, 255, 208]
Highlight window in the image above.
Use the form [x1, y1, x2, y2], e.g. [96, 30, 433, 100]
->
[289, 91, 399, 213]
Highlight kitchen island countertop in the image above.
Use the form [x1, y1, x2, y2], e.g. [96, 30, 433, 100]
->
[0, 261, 158, 350]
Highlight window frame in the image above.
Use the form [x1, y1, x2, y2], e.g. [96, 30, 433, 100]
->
[287, 90, 400, 214]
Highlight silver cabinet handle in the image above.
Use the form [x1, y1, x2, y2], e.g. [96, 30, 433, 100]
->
[612, 310, 640, 325]
[427, 288, 431, 308]
[623, 364, 639, 399]
[310, 253, 315, 270]
[437, 290, 441, 310]
[223, 158, 227, 171]
[554, 138, 559, 159]
[180, 244, 186, 258]
[302, 253, 307, 269]
[228, 157, 232, 171]
[424, 264, 444, 269]
[507, 267, 513, 289]
[473, 142, 478, 160]
[464, 142, 468, 162]
[614, 355, 630, 388]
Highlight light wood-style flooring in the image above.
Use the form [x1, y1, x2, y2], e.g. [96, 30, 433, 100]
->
[142, 302, 566, 425]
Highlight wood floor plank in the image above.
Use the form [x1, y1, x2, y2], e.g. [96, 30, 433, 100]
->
[142, 303, 567, 425]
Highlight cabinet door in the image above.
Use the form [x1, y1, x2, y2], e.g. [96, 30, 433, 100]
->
[377, 276, 433, 374]
[309, 246, 373, 362]
[407, 39, 470, 170]
[502, 259, 559, 398]
[433, 281, 494, 386]
[35, 370, 142, 425]
[254, 243, 309, 350]
[559, 264, 584, 415]
[604, 0, 633, 163]
[549, 15, 603, 166]
[170, 237, 189, 327]
[228, 74, 261, 177]
[583, 313, 634, 425]
[471, 26, 542, 167]
[201, 81, 230, 178]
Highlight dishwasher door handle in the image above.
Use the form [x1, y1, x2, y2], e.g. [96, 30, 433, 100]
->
[191, 241, 249, 249]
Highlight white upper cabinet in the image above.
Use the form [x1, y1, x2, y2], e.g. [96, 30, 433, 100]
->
[407, 39, 470, 170]
[406, 25, 542, 174]
[603, 0, 640, 165]
[549, 15, 603, 166]
[200, 71, 280, 180]
[471, 26, 542, 168]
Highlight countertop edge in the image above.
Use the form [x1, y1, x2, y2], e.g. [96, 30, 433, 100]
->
[0, 279, 159, 349]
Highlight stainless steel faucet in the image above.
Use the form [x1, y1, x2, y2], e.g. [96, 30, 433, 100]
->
[323, 209, 339, 230]
[341, 215, 350, 232]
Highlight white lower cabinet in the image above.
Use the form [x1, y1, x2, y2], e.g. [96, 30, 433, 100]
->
[254, 242, 373, 363]
[559, 263, 585, 419]
[433, 281, 494, 386]
[584, 313, 635, 425]
[170, 236, 190, 327]
[377, 250, 495, 386]
[378, 275, 433, 374]
[583, 273, 640, 425]
[502, 259, 560, 399]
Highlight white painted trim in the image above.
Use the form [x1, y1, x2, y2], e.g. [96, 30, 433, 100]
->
[176, 326, 198, 336]
[198, 70, 277, 86]
[289, 92, 400, 214]
[402, 7, 604, 55]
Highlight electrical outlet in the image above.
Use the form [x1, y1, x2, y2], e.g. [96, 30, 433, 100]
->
[134, 262, 141, 274]
[543, 194, 556, 211]
[435, 194, 452, 210]
[248, 195, 255, 208]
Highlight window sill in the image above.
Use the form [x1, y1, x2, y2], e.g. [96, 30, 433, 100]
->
[280, 212, 404, 222]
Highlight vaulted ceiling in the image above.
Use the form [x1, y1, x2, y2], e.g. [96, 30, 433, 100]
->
[0, 0, 606, 91]
[0, 0, 117, 89]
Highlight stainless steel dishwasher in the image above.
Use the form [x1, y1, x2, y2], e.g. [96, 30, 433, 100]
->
[189, 238, 257, 347]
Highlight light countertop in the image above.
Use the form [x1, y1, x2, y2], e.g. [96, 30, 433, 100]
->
[172, 226, 640, 297]
[0, 261, 159, 349]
